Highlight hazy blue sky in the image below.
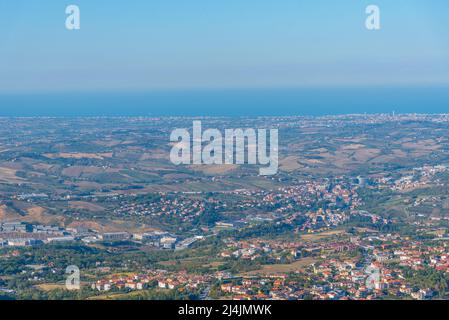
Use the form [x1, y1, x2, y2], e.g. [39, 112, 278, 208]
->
[0, 0, 449, 93]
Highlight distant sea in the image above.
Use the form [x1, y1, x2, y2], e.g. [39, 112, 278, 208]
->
[0, 87, 448, 117]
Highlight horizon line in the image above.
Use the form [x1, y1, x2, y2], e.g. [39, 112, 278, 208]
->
[1, 84, 449, 96]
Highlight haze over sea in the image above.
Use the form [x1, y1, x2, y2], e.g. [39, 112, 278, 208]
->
[0, 87, 448, 117]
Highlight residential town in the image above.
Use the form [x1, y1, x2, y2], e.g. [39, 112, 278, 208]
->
[2, 115, 449, 300]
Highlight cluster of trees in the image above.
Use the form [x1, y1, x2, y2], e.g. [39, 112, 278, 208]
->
[220, 222, 294, 241]
[403, 267, 449, 298]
